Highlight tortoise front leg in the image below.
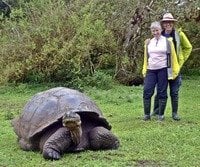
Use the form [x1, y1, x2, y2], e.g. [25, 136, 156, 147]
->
[89, 126, 120, 150]
[41, 127, 73, 160]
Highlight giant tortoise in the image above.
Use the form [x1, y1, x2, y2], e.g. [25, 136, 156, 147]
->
[12, 87, 120, 160]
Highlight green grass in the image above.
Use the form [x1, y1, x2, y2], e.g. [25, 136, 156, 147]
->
[0, 77, 200, 167]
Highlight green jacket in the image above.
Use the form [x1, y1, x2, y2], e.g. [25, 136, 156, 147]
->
[142, 37, 180, 80]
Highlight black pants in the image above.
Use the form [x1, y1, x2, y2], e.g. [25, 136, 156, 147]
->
[143, 68, 168, 100]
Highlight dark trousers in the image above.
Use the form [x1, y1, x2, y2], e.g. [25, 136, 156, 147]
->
[153, 74, 182, 114]
[169, 74, 182, 99]
[143, 68, 168, 116]
[143, 68, 168, 100]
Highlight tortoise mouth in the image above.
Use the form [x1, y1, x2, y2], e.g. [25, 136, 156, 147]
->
[62, 119, 81, 128]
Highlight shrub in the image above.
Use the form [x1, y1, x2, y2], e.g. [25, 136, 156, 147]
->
[0, 0, 117, 87]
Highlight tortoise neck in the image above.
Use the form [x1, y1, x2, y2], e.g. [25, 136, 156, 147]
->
[69, 125, 82, 145]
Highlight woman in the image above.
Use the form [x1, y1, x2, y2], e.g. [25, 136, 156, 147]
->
[142, 21, 180, 121]
[152, 13, 192, 121]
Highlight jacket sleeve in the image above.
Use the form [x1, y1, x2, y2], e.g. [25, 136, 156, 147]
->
[142, 43, 147, 77]
[178, 30, 192, 68]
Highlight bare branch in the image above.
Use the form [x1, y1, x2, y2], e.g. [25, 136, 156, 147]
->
[192, 48, 200, 52]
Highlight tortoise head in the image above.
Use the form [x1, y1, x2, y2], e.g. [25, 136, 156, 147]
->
[62, 111, 82, 145]
[62, 111, 81, 129]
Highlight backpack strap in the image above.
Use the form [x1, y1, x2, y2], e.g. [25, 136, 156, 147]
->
[175, 30, 180, 57]
[166, 38, 171, 68]
[166, 38, 174, 79]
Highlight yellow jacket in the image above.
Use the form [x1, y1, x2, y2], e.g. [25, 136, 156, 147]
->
[142, 37, 180, 80]
[176, 28, 193, 68]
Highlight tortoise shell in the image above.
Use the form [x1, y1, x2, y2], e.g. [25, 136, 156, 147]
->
[12, 87, 111, 142]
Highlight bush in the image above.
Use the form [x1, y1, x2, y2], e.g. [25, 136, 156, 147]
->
[82, 70, 114, 90]
[0, 0, 117, 87]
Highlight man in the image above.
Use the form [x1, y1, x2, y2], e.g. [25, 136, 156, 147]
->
[151, 13, 192, 120]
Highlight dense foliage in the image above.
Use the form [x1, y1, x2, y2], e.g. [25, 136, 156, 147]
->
[0, 0, 200, 87]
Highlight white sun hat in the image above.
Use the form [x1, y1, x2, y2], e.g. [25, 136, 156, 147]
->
[161, 13, 177, 22]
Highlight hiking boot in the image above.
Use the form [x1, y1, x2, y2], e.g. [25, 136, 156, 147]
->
[172, 113, 181, 121]
[143, 115, 151, 121]
[143, 99, 151, 121]
[171, 98, 180, 121]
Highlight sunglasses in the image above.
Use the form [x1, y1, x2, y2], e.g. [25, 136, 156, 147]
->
[162, 21, 174, 24]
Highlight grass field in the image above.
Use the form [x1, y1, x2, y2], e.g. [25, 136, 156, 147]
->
[0, 76, 199, 167]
